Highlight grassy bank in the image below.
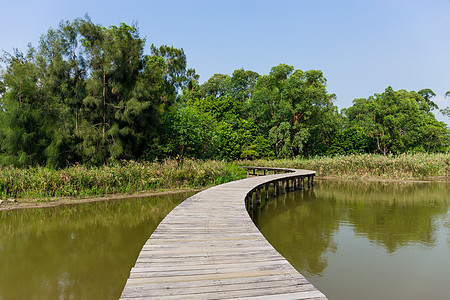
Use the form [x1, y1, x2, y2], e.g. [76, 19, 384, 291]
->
[240, 153, 450, 180]
[0, 159, 246, 200]
[1, 153, 449, 202]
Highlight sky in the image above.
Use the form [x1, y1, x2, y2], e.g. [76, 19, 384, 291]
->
[1, 0, 450, 124]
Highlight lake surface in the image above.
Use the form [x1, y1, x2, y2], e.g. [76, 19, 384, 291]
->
[251, 180, 450, 300]
[0, 192, 194, 300]
[1, 181, 449, 300]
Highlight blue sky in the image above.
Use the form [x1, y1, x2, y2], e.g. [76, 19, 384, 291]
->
[1, 0, 450, 124]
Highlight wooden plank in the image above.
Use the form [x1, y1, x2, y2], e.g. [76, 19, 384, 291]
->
[120, 168, 327, 299]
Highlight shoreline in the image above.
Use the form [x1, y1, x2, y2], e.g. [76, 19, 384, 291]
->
[1, 175, 448, 212]
[0, 188, 201, 211]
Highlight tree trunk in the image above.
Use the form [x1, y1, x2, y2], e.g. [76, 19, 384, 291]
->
[102, 68, 106, 140]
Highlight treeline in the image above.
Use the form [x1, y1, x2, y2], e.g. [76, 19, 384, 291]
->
[0, 17, 449, 168]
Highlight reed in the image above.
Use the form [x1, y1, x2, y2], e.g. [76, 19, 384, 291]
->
[2, 153, 448, 201]
[0, 159, 246, 200]
[239, 153, 450, 180]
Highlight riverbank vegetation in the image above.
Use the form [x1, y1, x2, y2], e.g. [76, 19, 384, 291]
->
[0, 159, 245, 200]
[1, 154, 448, 202]
[0, 16, 449, 202]
[240, 152, 450, 180]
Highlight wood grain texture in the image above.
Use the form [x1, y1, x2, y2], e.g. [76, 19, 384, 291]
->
[120, 169, 327, 299]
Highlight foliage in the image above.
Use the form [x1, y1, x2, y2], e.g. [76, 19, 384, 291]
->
[0, 16, 194, 167]
[159, 105, 217, 159]
[215, 119, 274, 160]
[344, 87, 450, 155]
[247, 64, 340, 158]
[327, 126, 369, 155]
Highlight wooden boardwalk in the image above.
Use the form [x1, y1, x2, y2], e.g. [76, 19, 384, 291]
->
[120, 168, 327, 299]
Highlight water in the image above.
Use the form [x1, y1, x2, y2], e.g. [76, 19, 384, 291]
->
[0, 192, 194, 300]
[1, 182, 449, 300]
[251, 180, 450, 300]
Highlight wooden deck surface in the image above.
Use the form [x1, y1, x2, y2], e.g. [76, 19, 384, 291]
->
[120, 169, 327, 299]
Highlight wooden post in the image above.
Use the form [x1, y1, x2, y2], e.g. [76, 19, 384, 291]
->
[307, 176, 311, 188]
[273, 181, 278, 196]
[246, 194, 251, 210]
[290, 179, 294, 192]
[264, 169, 267, 176]
[311, 175, 314, 187]
[282, 180, 286, 194]
[301, 177, 304, 190]
[286, 179, 290, 192]
[265, 184, 269, 200]
[256, 188, 261, 204]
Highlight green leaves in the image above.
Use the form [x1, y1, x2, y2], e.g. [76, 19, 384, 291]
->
[345, 87, 450, 155]
[160, 105, 217, 159]
[249, 64, 338, 158]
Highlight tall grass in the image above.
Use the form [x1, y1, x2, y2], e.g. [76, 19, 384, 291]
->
[2, 154, 448, 201]
[239, 153, 450, 180]
[0, 159, 246, 200]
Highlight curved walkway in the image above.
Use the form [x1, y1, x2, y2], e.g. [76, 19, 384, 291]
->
[120, 169, 327, 299]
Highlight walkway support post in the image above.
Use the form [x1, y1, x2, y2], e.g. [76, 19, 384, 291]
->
[273, 181, 278, 197]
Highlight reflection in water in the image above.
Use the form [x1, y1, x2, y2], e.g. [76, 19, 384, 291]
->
[252, 180, 450, 300]
[0, 192, 194, 300]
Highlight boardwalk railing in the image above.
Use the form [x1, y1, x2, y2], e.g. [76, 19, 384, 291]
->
[242, 166, 314, 210]
[121, 167, 327, 299]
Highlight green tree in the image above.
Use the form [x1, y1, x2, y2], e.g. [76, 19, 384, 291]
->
[79, 20, 146, 164]
[215, 119, 273, 160]
[200, 73, 231, 98]
[35, 19, 87, 167]
[345, 87, 449, 154]
[417, 88, 438, 111]
[149, 44, 197, 98]
[159, 105, 216, 159]
[327, 126, 369, 155]
[230, 68, 259, 103]
[0, 49, 48, 166]
[249, 64, 339, 158]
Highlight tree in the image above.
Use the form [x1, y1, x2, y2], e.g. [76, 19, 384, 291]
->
[150, 44, 197, 98]
[345, 87, 449, 155]
[327, 126, 369, 155]
[200, 73, 231, 98]
[35, 19, 87, 166]
[0, 49, 49, 166]
[215, 119, 273, 160]
[417, 88, 438, 111]
[230, 68, 259, 103]
[159, 105, 217, 159]
[187, 95, 241, 123]
[248, 64, 339, 158]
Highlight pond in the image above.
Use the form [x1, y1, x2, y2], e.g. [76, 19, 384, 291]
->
[0, 192, 195, 300]
[1, 181, 449, 300]
[251, 180, 450, 300]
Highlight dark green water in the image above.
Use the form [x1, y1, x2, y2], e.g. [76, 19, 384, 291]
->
[0, 192, 194, 300]
[251, 180, 450, 300]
